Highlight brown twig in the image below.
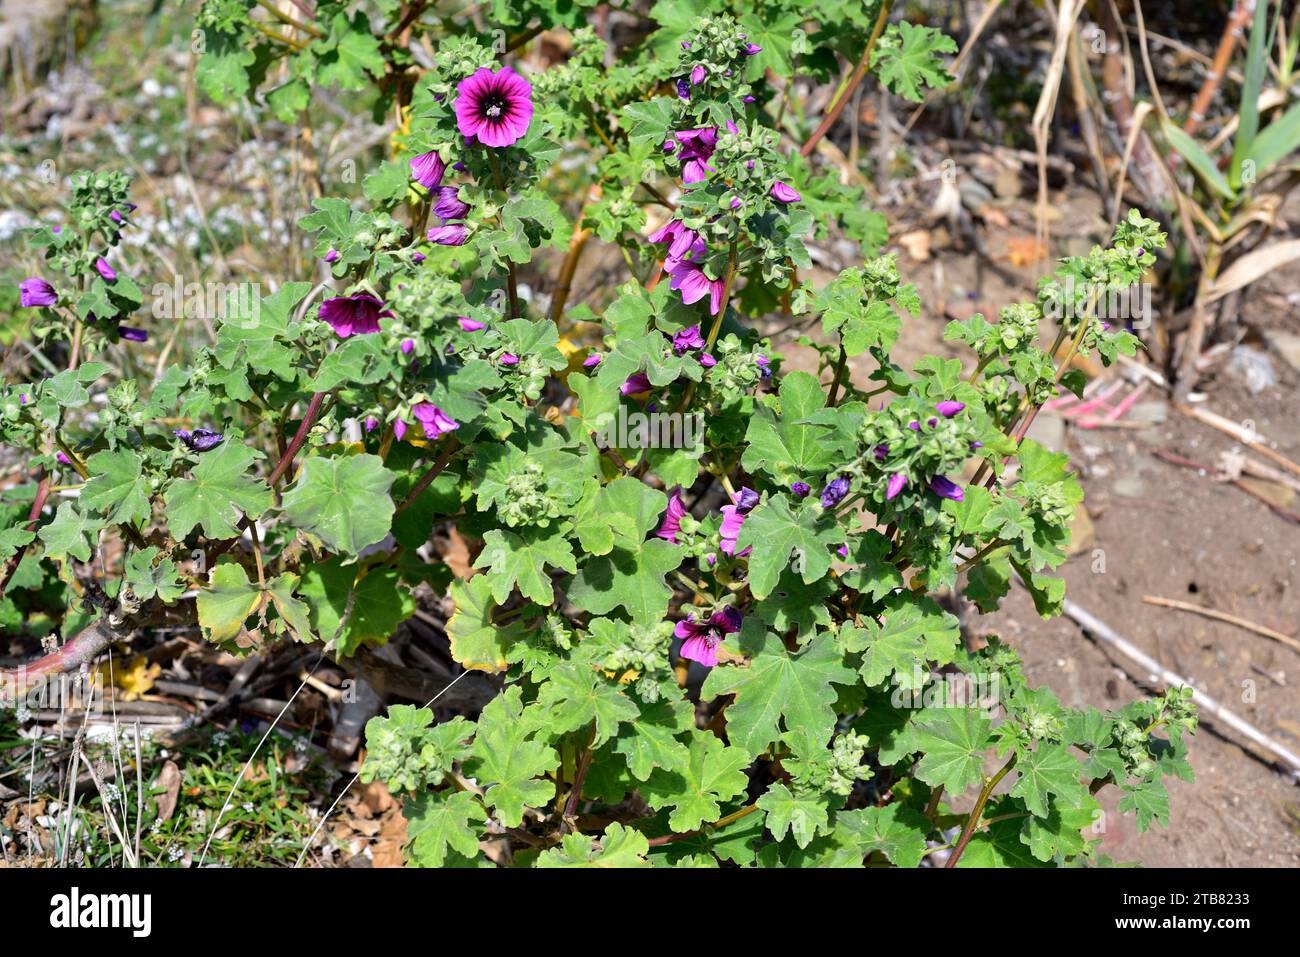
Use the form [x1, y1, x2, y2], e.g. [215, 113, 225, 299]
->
[1182, 0, 1253, 136]
[800, 1, 892, 157]
[1141, 595, 1300, 655]
[945, 754, 1016, 867]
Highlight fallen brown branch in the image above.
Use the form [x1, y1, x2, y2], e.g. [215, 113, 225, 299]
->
[1141, 594, 1300, 655]
[1055, 595, 1300, 782]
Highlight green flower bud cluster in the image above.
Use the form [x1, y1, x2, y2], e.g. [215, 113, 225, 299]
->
[703, 334, 768, 398]
[596, 620, 676, 701]
[358, 708, 470, 794]
[498, 461, 564, 528]
[788, 730, 873, 797]
[1019, 480, 1076, 526]
[677, 14, 759, 108]
[1112, 720, 1157, 778]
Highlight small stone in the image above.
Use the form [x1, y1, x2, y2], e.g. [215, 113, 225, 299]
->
[1113, 475, 1146, 498]
[1067, 502, 1095, 555]
[1127, 400, 1168, 424]
[1262, 330, 1300, 375]
[1025, 412, 1066, 452]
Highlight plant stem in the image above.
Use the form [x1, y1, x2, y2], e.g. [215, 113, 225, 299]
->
[645, 802, 760, 846]
[267, 392, 326, 487]
[395, 441, 459, 515]
[800, 0, 893, 157]
[827, 343, 849, 406]
[945, 754, 1016, 867]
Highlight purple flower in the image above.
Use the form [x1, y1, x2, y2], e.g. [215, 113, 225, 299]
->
[730, 197, 742, 210]
[790, 481, 810, 499]
[455, 66, 533, 147]
[821, 476, 850, 508]
[18, 393, 27, 404]
[699, 353, 717, 367]
[324, 248, 339, 264]
[755, 354, 772, 379]
[743, 42, 763, 55]
[412, 251, 426, 264]
[969, 440, 984, 451]
[173, 428, 224, 452]
[690, 64, 706, 85]
[770, 181, 801, 204]
[410, 151, 446, 188]
[672, 324, 705, 354]
[929, 475, 965, 502]
[873, 444, 889, 461]
[499, 353, 520, 366]
[621, 372, 652, 395]
[676, 78, 691, 100]
[119, 326, 148, 342]
[656, 487, 687, 542]
[837, 544, 849, 559]
[412, 402, 459, 440]
[434, 186, 469, 222]
[110, 210, 123, 224]
[647, 219, 701, 269]
[743, 95, 756, 104]
[719, 488, 758, 556]
[673, 128, 718, 183]
[95, 257, 117, 282]
[394, 418, 408, 441]
[936, 400, 966, 417]
[56, 451, 70, 465]
[725, 120, 738, 134]
[668, 260, 725, 315]
[428, 223, 468, 246]
[19, 277, 57, 307]
[364, 416, 380, 432]
[675, 606, 743, 668]
[907, 420, 921, 431]
[459, 317, 486, 332]
[319, 293, 391, 338]
[583, 353, 602, 367]
[401, 339, 415, 355]
[886, 473, 908, 500]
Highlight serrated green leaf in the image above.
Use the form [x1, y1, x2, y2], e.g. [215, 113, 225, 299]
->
[164, 441, 272, 540]
[281, 453, 395, 554]
[465, 686, 558, 828]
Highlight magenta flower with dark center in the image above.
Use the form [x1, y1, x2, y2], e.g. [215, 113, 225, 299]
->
[790, 481, 810, 499]
[673, 128, 718, 183]
[621, 372, 652, 395]
[459, 317, 486, 332]
[656, 487, 687, 542]
[412, 402, 459, 440]
[20, 277, 56, 307]
[95, 257, 117, 282]
[319, 293, 392, 338]
[675, 606, 743, 668]
[936, 400, 965, 417]
[173, 428, 224, 453]
[821, 476, 850, 508]
[770, 181, 801, 203]
[455, 67, 533, 147]
[886, 473, 908, 500]
[410, 151, 445, 188]
[434, 186, 469, 222]
[119, 326, 148, 342]
[668, 260, 725, 315]
[673, 324, 705, 354]
[929, 475, 965, 502]
[428, 224, 468, 246]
